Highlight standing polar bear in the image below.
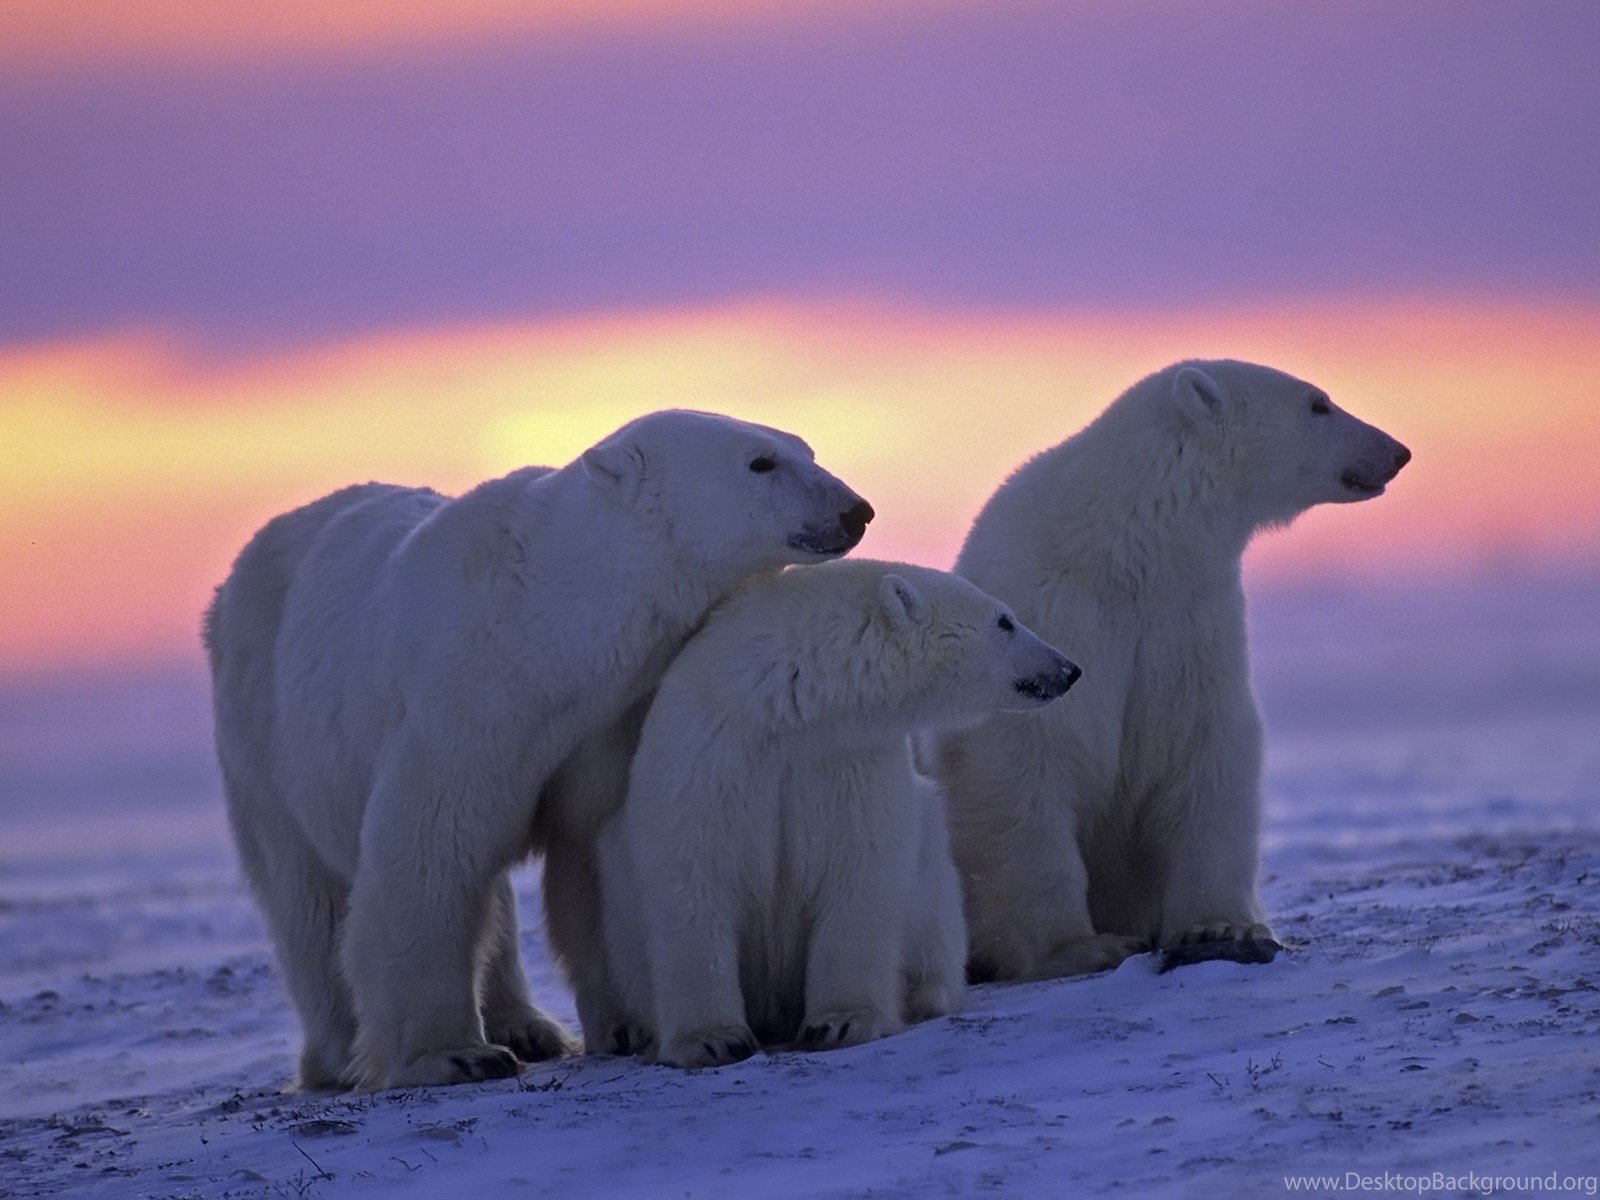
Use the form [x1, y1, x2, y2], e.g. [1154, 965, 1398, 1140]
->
[932, 361, 1411, 981]
[204, 410, 872, 1090]
[599, 560, 1081, 1068]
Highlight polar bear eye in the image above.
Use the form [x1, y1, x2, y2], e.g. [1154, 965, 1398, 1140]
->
[1310, 396, 1331, 416]
[749, 455, 778, 473]
[997, 615, 1015, 633]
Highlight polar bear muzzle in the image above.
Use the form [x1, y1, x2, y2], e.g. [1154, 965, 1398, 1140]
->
[788, 498, 876, 556]
[1340, 437, 1412, 498]
[1014, 655, 1082, 705]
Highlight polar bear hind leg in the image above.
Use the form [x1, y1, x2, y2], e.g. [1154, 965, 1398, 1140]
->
[224, 781, 359, 1091]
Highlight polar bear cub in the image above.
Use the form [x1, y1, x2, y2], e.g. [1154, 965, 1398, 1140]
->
[205, 410, 872, 1090]
[599, 559, 1081, 1069]
[932, 361, 1411, 982]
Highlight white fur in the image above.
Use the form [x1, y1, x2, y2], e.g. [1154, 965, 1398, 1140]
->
[933, 360, 1411, 981]
[599, 559, 1079, 1068]
[204, 410, 870, 1090]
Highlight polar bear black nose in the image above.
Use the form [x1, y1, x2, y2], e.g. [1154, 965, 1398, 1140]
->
[840, 500, 875, 543]
[1063, 662, 1082, 690]
[1393, 444, 1412, 471]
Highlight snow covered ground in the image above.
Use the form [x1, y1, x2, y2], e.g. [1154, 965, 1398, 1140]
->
[3, 574, 1598, 1198]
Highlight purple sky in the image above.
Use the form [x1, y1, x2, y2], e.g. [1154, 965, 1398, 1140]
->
[2, 0, 1597, 352]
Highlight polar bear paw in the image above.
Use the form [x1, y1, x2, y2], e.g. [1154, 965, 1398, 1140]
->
[904, 982, 962, 1024]
[799, 1008, 898, 1051]
[657, 1023, 760, 1069]
[485, 1008, 580, 1063]
[1166, 921, 1274, 947]
[1044, 933, 1152, 977]
[598, 1020, 656, 1058]
[391, 1044, 523, 1088]
[294, 1040, 356, 1092]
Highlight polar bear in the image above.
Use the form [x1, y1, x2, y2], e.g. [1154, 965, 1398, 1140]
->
[931, 361, 1411, 981]
[597, 560, 1081, 1068]
[203, 410, 872, 1090]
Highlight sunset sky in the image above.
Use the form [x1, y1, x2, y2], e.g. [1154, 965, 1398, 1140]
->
[3, 0, 1597, 676]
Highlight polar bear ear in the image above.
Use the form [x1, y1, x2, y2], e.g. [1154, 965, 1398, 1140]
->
[1173, 365, 1227, 421]
[580, 436, 646, 498]
[879, 574, 926, 626]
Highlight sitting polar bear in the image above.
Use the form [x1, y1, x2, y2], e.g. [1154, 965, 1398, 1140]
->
[597, 559, 1081, 1069]
[204, 410, 872, 1090]
[932, 361, 1411, 982]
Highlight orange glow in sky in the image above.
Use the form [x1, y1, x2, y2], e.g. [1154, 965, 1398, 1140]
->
[3, 298, 1597, 674]
[0, 0, 872, 72]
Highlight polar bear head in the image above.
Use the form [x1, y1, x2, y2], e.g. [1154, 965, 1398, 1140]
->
[579, 410, 874, 573]
[680, 560, 1079, 735]
[872, 564, 1081, 728]
[1163, 360, 1411, 530]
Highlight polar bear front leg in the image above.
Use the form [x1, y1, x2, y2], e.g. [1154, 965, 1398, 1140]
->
[902, 783, 968, 1023]
[344, 865, 519, 1089]
[340, 743, 527, 1090]
[800, 870, 906, 1052]
[479, 874, 580, 1063]
[642, 852, 756, 1070]
[1151, 703, 1275, 947]
[648, 904, 756, 1069]
[1154, 781, 1273, 949]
